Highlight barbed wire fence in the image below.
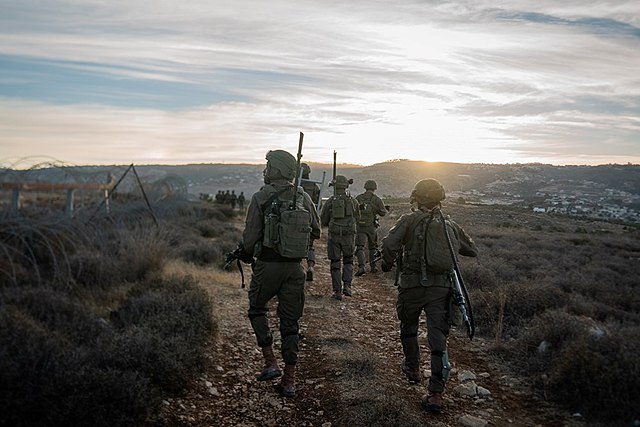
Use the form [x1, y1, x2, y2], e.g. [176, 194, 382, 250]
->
[0, 157, 190, 287]
[0, 156, 188, 221]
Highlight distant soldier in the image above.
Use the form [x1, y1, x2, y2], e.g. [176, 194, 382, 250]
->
[230, 190, 238, 209]
[224, 190, 231, 205]
[300, 163, 321, 206]
[380, 179, 478, 414]
[239, 150, 321, 398]
[301, 163, 321, 281]
[355, 179, 388, 276]
[215, 190, 224, 203]
[320, 175, 360, 299]
[238, 191, 246, 211]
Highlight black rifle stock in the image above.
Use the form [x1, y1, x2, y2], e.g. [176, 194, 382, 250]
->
[223, 245, 246, 288]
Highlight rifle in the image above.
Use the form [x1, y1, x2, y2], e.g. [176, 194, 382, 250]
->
[438, 209, 475, 340]
[292, 132, 304, 210]
[294, 132, 304, 186]
[371, 248, 402, 286]
[223, 243, 249, 288]
[332, 150, 337, 196]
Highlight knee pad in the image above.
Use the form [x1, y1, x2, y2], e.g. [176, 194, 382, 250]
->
[344, 255, 354, 265]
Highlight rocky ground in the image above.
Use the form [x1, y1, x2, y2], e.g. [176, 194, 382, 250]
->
[155, 226, 588, 427]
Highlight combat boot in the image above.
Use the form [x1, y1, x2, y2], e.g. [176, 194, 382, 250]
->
[421, 391, 443, 413]
[256, 346, 282, 381]
[370, 264, 379, 273]
[354, 265, 366, 276]
[279, 363, 296, 398]
[402, 360, 421, 383]
[343, 282, 352, 297]
[331, 291, 343, 301]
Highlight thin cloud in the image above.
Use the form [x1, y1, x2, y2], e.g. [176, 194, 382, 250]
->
[0, 0, 638, 166]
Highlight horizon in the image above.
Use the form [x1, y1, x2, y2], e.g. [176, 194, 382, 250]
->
[1, 1, 639, 166]
[1, 155, 638, 171]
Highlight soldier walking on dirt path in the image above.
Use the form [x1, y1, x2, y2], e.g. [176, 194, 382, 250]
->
[380, 178, 477, 413]
[355, 179, 388, 277]
[239, 149, 321, 398]
[320, 175, 360, 300]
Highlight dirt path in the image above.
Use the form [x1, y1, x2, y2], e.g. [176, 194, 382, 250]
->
[157, 231, 586, 427]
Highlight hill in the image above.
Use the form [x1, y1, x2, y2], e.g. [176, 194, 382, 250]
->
[150, 161, 640, 223]
[2, 161, 638, 223]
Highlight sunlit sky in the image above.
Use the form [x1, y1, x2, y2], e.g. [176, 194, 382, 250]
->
[1, 0, 639, 167]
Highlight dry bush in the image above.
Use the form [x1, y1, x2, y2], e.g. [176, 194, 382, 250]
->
[550, 325, 640, 424]
[335, 391, 425, 427]
[329, 343, 425, 427]
[0, 276, 213, 426]
[0, 200, 235, 426]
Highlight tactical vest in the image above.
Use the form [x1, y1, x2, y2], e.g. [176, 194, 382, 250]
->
[328, 194, 356, 235]
[403, 211, 461, 281]
[356, 192, 376, 226]
[262, 186, 312, 258]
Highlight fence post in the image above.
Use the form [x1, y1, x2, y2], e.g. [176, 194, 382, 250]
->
[11, 189, 20, 217]
[65, 189, 75, 218]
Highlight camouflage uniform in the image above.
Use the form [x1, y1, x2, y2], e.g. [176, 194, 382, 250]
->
[380, 178, 477, 412]
[242, 150, 321, 397]
[355, 180, 388, 275]
[320, 175, 360, 299]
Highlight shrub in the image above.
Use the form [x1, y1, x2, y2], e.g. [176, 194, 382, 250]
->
[107, 277, 214, 392]
[550, 326, 640, 424]
[180, 241, 223, 266]
[0, 303, 156, 427]
[1, 265, 214, 426]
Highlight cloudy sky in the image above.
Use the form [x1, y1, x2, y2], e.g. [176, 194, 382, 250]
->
[1, 0, 639, 167]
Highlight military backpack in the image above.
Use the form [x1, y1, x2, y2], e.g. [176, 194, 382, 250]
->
[263, 186, 312, 258]
[405, 210, 460, 275]
[356, 193, 375, 226]
[328, 194, 357, 234]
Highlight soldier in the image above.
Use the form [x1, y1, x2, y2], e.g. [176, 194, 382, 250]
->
[355, 179, 388, 276]
[380, 179, 477, 413]
[237, 191, 246, 211]
[239, 149, 321, 398]
[320, 175, 360, 300]
[223, 190, 231, 205]
[230, 190, 238, 209]
[300, 163, 321, 281]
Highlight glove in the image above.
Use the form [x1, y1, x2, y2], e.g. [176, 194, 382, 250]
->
[381, 260, 392, 272]
[237, 243, 254, 264]
[238, 250, 253, 264]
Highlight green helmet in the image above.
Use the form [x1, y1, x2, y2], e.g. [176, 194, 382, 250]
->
[332, 175, 352, 189]
[301, 163, 311, 178]
[410, 178, 445, 205]
[364, 179, 377, 190]
[265, 150, 297, 181]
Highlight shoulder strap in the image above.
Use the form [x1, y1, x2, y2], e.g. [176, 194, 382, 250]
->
[261, 186, 292, 211]
[402, 211, 431, 243]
